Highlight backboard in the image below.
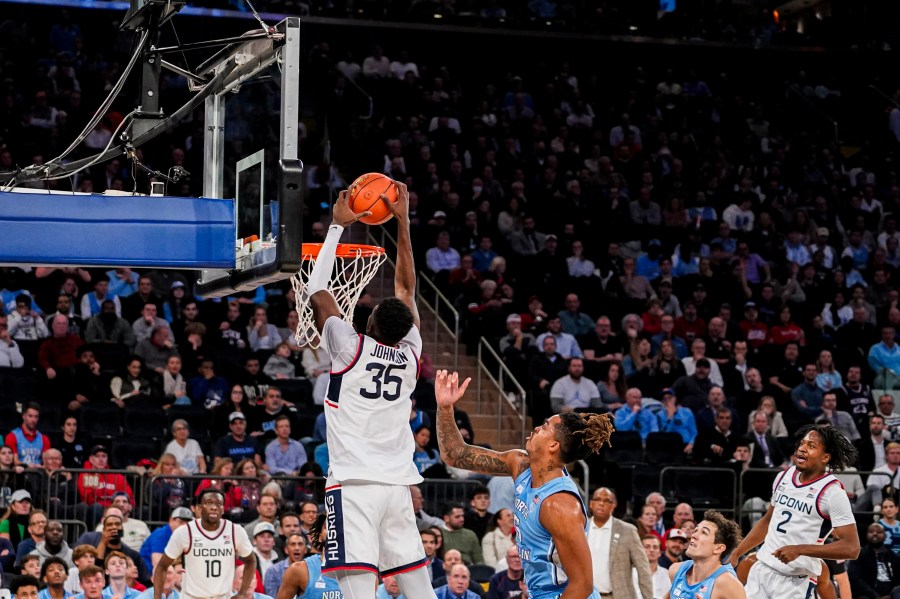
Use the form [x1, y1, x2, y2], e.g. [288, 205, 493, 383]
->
[195, 17, 303, 298]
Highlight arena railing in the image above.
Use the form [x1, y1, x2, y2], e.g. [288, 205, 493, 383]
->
[658, 466, 738, 518]
[476, 337, 528, 448]
[144, 474, 274, 527]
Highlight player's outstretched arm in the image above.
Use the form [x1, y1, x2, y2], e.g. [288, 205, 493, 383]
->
[276, 562, 309, 599]
[729, 504, 773, 568]
[152, 554, 175, 599]
[435, 370, 529, 477]
[539, 493, 595, 599]
[309, 190, 373, 332]
[237, 552, 257, 599]
[384, 182, 420, 329]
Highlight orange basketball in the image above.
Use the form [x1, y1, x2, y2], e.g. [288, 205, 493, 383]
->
[347, 173, 398, 225]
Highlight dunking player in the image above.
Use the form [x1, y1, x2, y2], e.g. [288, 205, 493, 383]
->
[730, 424, 860, 598]
[153, 489, 256, 599]
[307, 184, 436, 599]
[435, 370, 614, 598]
[664, 510, 745, 599]
[276, 514, 342, 599]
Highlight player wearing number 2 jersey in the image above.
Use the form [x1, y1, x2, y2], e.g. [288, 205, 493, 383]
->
[307, 183, 437, 599]
[730, 424, 860, 599]
[153, 489, 256, 599]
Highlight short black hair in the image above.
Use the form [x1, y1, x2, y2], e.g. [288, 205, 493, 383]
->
[197, 487, 225, 504]
[468, 486, 490, 502]
[10, 575, 40, 595]
[15, 294, 31, 307]
[442, 502, 465, 518]
[40, 556, 69, 579]
[372, 297, 414, 346]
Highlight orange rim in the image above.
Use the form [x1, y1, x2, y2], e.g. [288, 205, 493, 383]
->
[301, 243, 386, 260]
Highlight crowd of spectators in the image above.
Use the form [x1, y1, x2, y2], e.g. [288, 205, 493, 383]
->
[6, 2, 900, 596]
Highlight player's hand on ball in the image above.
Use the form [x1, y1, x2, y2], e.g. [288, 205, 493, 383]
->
[382, 181, 409, 221]
[772, 545, 802, 564]
[332, 190, 373, 227]
[435, 370, 471, 407]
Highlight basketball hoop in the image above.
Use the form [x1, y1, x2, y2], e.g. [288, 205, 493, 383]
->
[290, 242, 387, 348]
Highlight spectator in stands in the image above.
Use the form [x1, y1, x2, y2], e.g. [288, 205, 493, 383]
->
[486, 544, 523, 597]
[695, 407, 738, 466]
[84, 300, 135, 350]
[435, 564, 480, 599]
[137, 506, 191, 571]
[164, 420, 206, 475]
[745, 411, 787, 469]
[549, 357, 601, 414]
[595, 362, 627, 410]
[651, 314, 688, 360]
[870, 326, 900, 390]
[80, 276, 120, 321]
[841, 365, 874, 434]
[188, 359, 229, 409]
[670, 358, 715, 412]
[131, 304, 172, 344]
[876, 394, 900, 439]
[91, 512, 149, 584]
[57, 419, 87, 469]
[64, 545, 96, 594]
[657, 528, 687, 569]
[38, 314, 83, 383]
[848, 522, 900, 598]
[8, 294, 49, 340]
[5, 402, 50, 467]
[557, 293, 593, 337]
[153, 355, 187, 408]
[254, 387, 301, 442]
[135, 326, 178, 374]
[863, 442, 900, 510]
[10, 574, 40, 599]
[264, 415, 307, 477]
[412, 426, 441, 475]
[440, 504, 482, 565]
[792, 363, 825, 419]
[426, 231, 462, 277]
[110, 357, 152, 409]
[215, 412, 260, 468]
[681, 339, 724, 387]
[463, 487, 491, 543]
[77, 445, 133, 509]
[536, 316, 582, 359]
[243, 493, 279, 541]
[41, 555, 73, 599]
[121, 276, 161, 324]
[507, 215, 547, 258]
[262, 343, 296, 380]
[655, 388, 697, 453]
[263, 531, 306, 596]
[14, 509, 47, 565]
[95, 493, 149, 553]
[614, 387, 658, 444]
[0, 315, 25, 367]
[579, 317, 626, 377]
[480, 509, 514, 572]
[248, 306, 279, 352]
[0, 489, 33, 550]
[634, 505, 663, 545]
[636, 534, 670, 598]
[696, 387, 739, 434]
[412, 487, 443, 532]
[816, 391, 860, 441]
[878, 498, 900, 557]
[858, 414, 890, 474]
[102, 550, 140, 599]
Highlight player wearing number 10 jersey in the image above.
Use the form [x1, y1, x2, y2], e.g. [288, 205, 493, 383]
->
[153, 489, 256, 599]
[730, 424, 860, 599]
[307, 184, 437, 599]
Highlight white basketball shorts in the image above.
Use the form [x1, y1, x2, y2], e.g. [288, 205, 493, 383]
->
[744, 559, 816, 599]
[322, 477, 428, 575]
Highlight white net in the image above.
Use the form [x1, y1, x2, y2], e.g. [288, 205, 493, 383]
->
[290, 243, 387, 348]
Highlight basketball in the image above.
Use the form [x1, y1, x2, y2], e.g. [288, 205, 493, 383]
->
[347, 172, 398, 225]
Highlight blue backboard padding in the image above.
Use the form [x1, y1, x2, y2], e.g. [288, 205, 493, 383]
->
[0, 192, 236, 268]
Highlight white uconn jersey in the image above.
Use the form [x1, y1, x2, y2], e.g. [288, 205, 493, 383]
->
[164, 519, 253, 599]
[756, 466, 855, 577]
[322, 316, 423, 485]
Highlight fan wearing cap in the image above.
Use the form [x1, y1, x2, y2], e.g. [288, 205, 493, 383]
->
[162, 280, 188, 324]
[76, 445, 134, 508]
[498, 314, 537, 384]
[214, 412, 261, 468]
[0, 490, 34, 550]
[251, 523, 278, 579]
[139, 507, 192, 572]
[655, 389, 697, 454]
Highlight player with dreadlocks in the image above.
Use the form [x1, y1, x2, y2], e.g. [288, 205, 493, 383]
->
[275, 514, 342, 599]
[730, 423, 860, 599]
[434, 370, 614, 599]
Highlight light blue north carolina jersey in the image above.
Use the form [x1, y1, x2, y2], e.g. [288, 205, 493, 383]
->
[300, 554, 342, 599]
[513, 468, 600, 599]
[669, 560, 736, 599]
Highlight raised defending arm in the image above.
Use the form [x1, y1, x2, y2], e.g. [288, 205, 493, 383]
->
[435, 370, 529, 477]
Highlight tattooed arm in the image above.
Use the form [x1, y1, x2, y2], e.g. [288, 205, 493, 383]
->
[435, 370, 530, 477]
